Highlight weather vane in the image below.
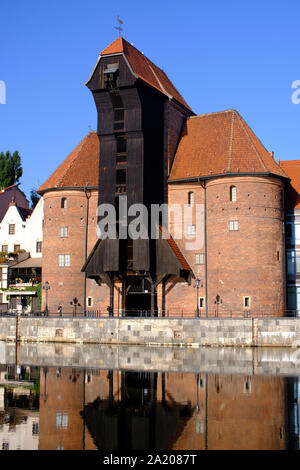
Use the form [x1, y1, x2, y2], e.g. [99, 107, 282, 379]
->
[114, 16, 124, 36]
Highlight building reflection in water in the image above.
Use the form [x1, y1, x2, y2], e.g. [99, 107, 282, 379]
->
[36, 367, 300, 450]
[0, 365, 39, 450]
[1, 361, 300, 450]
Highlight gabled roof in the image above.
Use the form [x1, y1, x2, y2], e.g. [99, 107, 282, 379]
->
[38, 132, 99, 193]
[169, 110, 289, 181]
[90, 37, 193, 113]
[279, 159, 300, 209]
[159, 225, 192, 272]
[17, 206, 32, 221]
[0, 184, 29, 222]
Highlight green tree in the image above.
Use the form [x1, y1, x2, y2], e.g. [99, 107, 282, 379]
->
[30, 188, 41, 209]
[0, 151, 23, 189]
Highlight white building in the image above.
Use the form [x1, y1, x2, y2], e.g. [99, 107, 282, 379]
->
[0, 198, 44, 311]
[0, 198, 43, 256]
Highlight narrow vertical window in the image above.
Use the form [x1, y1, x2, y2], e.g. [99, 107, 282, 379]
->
[188, 191, 194, 207]
[243, 296, 250, 308]
[9, 224, 15, 234]
[61, 198, 67, 209]
[230, 186, 237, 202]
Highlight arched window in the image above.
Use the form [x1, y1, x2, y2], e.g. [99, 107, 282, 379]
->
[230, 186, 237, 202]
[188, 191, 194, 206]
[61, 197, 67, 209]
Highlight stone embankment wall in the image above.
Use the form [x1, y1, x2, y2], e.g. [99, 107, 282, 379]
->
[1, 317, 300, 347]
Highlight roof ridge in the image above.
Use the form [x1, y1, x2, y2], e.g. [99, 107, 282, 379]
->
[147, 62, 172, 99]
[227, 111, 235, 173]
[235, 111, 268, 172]
[189, 109, 236, 119]
[56, 133, 91, 186]
[100, 36, 125, 55]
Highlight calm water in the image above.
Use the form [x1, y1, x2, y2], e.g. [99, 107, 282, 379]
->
[0, 342, 299, 450]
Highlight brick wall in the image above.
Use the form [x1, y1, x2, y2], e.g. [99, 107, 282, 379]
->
[167, 175, 286, 316]
[42, 189, 110, 314]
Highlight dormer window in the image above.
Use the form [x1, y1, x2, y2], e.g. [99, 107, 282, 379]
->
[104, 64, 119, 88]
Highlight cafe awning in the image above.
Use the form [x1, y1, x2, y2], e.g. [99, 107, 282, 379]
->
[10, 258, 42, 269]
[6, 291, 37, 296]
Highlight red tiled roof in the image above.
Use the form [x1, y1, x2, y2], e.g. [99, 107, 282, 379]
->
[280, 159, 300, 209]
[38, 132, 99, 192]
[100, 37, 193, 113]
[169, 110, 288, 181]
[159, 225, 191, 271]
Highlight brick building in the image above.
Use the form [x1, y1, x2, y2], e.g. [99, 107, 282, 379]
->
[38, 131, 107, 314]
[279, 160, 300, 313]
[39, 37, 291, 316]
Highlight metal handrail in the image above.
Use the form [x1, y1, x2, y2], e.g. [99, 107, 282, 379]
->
[0, 310, 299, 319]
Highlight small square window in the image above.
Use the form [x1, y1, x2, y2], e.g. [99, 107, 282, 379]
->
[229, 220, 239, 231]
[58, 254, 70, 267]
[187, 225, 196, 236]
[195, 253, 205, 265]
[60, 227, 68, 238]
[56, 413, 68, 429]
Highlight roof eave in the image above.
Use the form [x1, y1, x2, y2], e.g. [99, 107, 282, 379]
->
[37, 185, 98, 196]
[168, 171, 290, 184]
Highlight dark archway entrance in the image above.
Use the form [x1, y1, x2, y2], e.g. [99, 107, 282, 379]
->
[125, 277, 156, 316]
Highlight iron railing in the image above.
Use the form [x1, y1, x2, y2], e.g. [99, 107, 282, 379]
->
[0, 309, 300, 318]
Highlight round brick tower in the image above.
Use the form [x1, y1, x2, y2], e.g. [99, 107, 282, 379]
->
[38, 132, 110, 315]
[168, 109, 289, 316]
[206, 175, 286, 315]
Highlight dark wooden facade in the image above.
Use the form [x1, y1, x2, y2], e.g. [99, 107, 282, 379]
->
[83, 44, 193, 315]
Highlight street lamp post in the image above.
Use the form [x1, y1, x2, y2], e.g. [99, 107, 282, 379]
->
[193, 279, 201, 318]
[43, 281, 50, 316]
[70, 297, 81, 317]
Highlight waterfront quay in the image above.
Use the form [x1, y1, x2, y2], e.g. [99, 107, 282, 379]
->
[1, 316, 300, 348]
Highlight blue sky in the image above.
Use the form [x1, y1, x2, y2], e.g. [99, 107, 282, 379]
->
[1, 0, 300, 200]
